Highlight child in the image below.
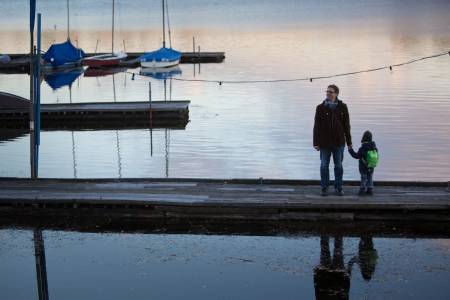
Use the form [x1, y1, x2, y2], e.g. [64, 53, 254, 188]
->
[348, 131, 379, 195]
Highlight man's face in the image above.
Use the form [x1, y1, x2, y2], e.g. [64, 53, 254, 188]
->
[326, 88, 337, 101]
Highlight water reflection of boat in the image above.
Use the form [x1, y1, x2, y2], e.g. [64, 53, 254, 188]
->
[140, 65, 181, 80]
[84, 67, 127, 77]
[44, 67, 84, 90]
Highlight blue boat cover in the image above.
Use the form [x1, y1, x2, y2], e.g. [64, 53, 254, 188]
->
[0, 54, 11, 63]
[44, 69, 83, 90]
[43, 40, 85, 67]
[140, 47, 181, 62]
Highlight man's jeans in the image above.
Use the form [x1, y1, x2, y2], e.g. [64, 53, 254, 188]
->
[320, 146, 345, 190]
[360, 169, 374, 190]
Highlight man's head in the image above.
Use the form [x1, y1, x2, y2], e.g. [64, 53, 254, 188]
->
[326, 84, 339, 101]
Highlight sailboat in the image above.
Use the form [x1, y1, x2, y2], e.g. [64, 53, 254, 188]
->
[83, 0, 127, 67]
[43, 0, 85, 70]
[140, 0, 181, 68]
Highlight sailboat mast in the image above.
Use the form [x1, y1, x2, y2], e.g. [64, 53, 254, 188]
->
[162, 0, 166, 48]
[165, 0, 172, 48]
[66, 0, 70, 40]
[112, 0, 115, 53]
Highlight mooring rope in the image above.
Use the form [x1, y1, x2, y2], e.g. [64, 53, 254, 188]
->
[127, 50, 450, 85]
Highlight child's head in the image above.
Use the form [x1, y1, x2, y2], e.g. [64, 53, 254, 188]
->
[361, 131, 373, 143]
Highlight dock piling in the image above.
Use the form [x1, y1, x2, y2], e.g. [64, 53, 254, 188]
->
[95, 39, 100, 53]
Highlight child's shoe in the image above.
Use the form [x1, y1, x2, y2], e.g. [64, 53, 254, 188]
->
[366, 188, 374, 196]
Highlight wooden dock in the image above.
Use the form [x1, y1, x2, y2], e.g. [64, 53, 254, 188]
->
[116, 51, 225, 65]
[0, 55, 30, 73]
[0, 178, 448, 228]
[0, 92, 190, 129]
[0, 51, 225, 73]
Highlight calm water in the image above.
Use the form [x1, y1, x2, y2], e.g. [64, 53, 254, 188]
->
[1, 0, 450, 180]
[1, 229, 450, 299]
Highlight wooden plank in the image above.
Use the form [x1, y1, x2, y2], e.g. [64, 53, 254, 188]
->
[0, 101, 190, 113]
[0, 179, 448, 218]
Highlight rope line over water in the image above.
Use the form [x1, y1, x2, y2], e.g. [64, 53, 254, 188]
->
[129, 50, 450, 85]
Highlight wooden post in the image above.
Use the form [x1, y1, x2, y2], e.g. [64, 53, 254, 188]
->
[192, 36, 195, 52]
[198, 45, 201, 70]
[149, 82, 152, 126]
[36, 13, 41, 147]
[71, 131, 77, 178]
[31, 13, 42, 179]
[149, 82, 153, 156]
[31, 44, 38, 179]
[29, 0, 36, 179]
[164, 79, 167, 101]
[165, 128, 169, 178]
[34, 229, 49, 300]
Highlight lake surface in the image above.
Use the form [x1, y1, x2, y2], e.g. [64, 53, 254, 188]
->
[1, 228, 450, 299]
[1, 0, 450, 180]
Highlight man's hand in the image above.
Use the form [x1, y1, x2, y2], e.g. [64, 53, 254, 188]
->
[348, 144, 353, 150]
[314, 146, 320, 151]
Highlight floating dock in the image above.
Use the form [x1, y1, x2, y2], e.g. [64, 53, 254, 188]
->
[0, 101, 190, 129]
[1, 91, 190, 130]
[0, 51, 225, 73]
[0, 178, 448, 227]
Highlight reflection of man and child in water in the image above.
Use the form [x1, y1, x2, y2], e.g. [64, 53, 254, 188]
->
[314, 236, 378, 299]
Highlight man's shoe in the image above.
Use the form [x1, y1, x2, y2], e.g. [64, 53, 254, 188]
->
[321, 188, 328, 196]
[358, 188, 366, 196]
[335, 188, 344, 196]
[366, 188, 374, 196]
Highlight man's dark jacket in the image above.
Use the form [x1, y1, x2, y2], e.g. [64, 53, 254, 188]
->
[313, 100, 352, 148]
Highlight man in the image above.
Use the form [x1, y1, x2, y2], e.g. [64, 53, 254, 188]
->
[313, 84, 352, 196]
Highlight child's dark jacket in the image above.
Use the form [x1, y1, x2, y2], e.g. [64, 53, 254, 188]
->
[348, 141, 378, 174]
